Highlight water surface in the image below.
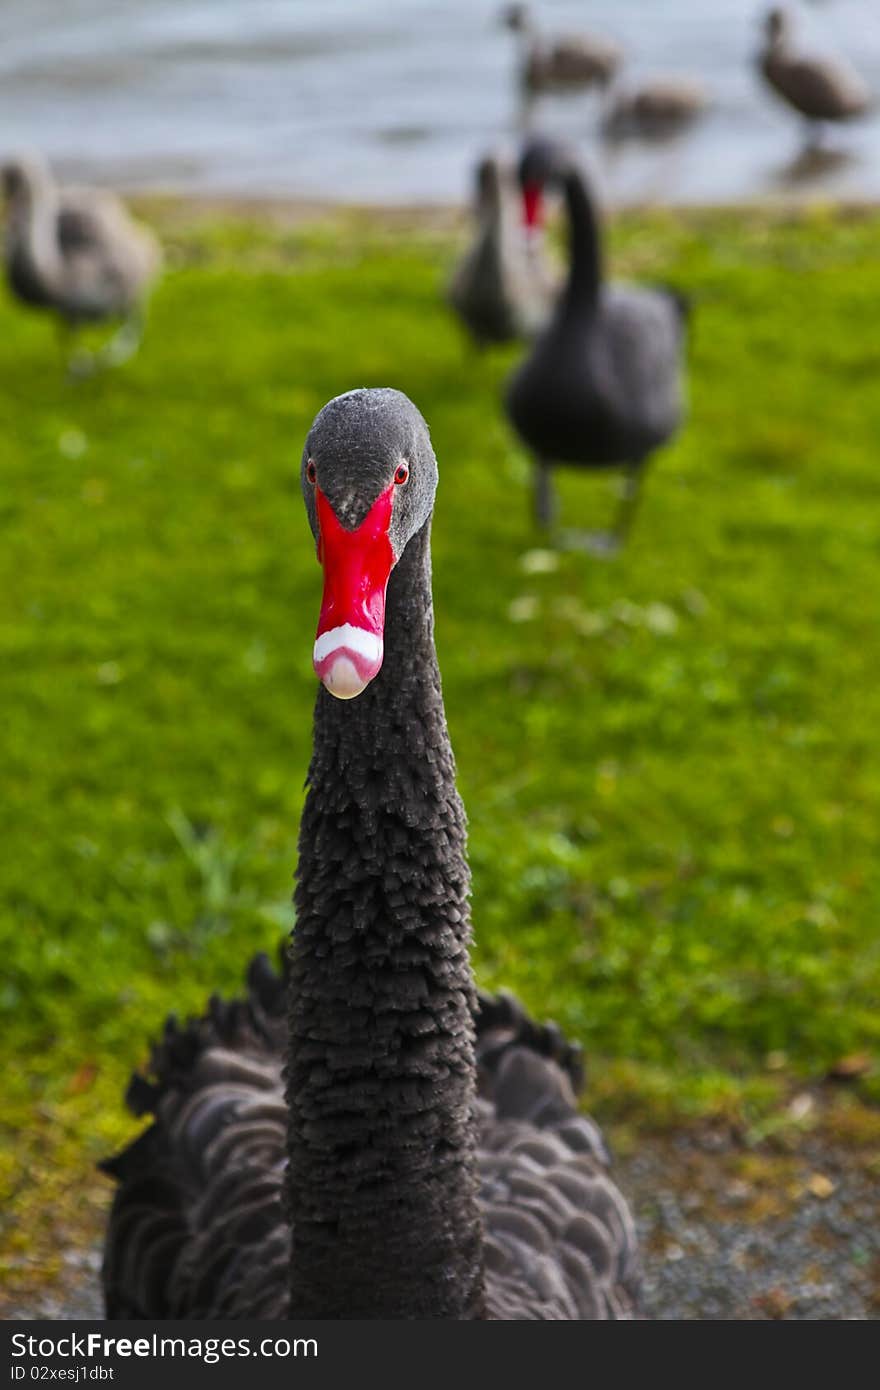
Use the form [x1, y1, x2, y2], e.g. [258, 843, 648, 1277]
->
[1, 1, 879, 204]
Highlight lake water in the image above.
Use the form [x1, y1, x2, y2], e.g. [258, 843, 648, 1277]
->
[2, 0, 880, 206]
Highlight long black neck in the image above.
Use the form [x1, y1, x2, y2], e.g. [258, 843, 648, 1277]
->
[560, 167, 602, 319]
[286, 520, 485, 1319]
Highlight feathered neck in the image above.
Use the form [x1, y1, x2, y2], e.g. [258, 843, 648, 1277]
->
[286, 519, 485, 1319]
[765, 15, 792, 57]
[559, 166, 602, 318]
[8, 163, 63, 295]
[478, 172, 523, 269]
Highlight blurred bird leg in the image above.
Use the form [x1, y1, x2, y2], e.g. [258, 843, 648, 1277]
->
[534, 459, 558, 529]
[558, 463, 645, 558]
[97, 310, 144, 369]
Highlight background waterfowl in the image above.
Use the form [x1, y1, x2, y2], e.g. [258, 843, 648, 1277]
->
[101, 388, 640, 1321]
[601, 77, 709, 143]
[759, 7, 872, 144]
[505, 138, 688, 553]
[1, 152, 161, 374]
[447, 152, 558, 348]
[501, 3, 622, 95]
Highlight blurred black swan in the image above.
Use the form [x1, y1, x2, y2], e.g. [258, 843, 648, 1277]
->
[501, 3, 622, 95]
[101, 388, 640, 1320]
[505, 139, 688, 553]
[447, 152, 558, 347]
[1, 153, 161, 374]
[601, 77, 709, 143]
[758, 7, 871, 144]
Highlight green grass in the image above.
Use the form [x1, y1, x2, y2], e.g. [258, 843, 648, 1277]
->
[2, 202, 880, 1282]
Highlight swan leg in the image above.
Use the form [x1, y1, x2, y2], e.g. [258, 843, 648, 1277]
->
[558, 461, 645, 557]
[60, 322, 97, 381]
[96, 310, 145, 369]
[803, 118, 825, 153]
[66, 311, 145, 379]
[516, 85, 539, 135]
[533, 459, 557, 529]
[558, 527, 620, 557]
[610, 459, 645, 544]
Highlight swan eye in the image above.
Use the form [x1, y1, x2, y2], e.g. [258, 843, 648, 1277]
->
[394, 463, 409, 486]
[306, 459, 317, 485]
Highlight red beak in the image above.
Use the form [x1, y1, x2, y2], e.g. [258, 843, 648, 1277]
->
[313, 484, 395, 700]
[522, 181, 544, 230]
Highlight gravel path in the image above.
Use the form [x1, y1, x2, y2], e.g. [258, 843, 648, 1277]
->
[6, 1127, 879, 1321]
[619, 1128, 880, 1319]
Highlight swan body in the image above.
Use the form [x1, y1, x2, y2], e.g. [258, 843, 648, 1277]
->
[505, 140, 688, 551]
[2, 153, 161, 369]
[502, 3, 622, 93]
[101, 388, 640, 1320]
[447, 154, 558, 347]
[602, 78, 709, 142]
[102, 958, 639, 1319]
[759, 7, 871, 132]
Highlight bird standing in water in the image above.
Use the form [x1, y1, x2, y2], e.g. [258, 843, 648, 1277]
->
[758, 7, 872, 148]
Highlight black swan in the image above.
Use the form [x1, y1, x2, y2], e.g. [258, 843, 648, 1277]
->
[100, 388, 640, 1320]
[601, 78, 709, 144]
[505, 139, 688, 554]
[1, 153, 161, 375]
[501, 3, 622, 95]
[758, 7, 871, 143]
[447, 153, 557, 348]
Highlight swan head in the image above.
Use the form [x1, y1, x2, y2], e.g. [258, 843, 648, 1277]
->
[475, 153, 520, 223]
[500, 4, 532, 35]
[1, 152, 52, 204]
[302, 388, 438, 700]
[516, 135, 577, 231]
[475, 154, 504, 207]
[764, 7, 792, 46]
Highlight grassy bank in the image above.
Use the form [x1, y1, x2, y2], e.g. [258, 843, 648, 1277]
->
[2, 200, 880, 1298]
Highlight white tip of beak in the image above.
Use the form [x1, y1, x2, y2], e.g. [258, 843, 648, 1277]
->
[313, 624, 383, 699]
[321, 655, 369, 700]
